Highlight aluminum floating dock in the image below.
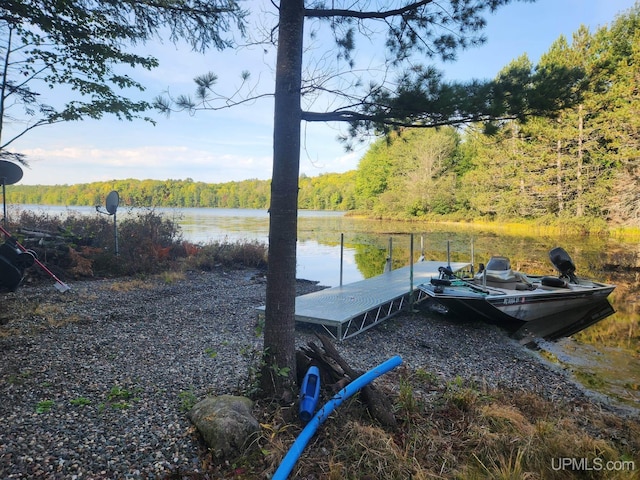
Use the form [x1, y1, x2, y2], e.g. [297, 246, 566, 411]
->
[257, 260, 470, 340]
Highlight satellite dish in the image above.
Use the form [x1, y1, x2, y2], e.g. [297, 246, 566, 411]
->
[0, 160, 23, 185]
[105, 190, 119, 215]
[1, 161, 24, 227]
[97, 190, 120, 256]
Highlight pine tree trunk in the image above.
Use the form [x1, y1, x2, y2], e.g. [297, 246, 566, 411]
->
[576, 104, 584, 217]
[556, 138, 564, 212]
[261, 0, 304, 399]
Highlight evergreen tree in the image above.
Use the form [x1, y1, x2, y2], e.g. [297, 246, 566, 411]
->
[589, 6, 640, 223]
[0, 0, 246, 162]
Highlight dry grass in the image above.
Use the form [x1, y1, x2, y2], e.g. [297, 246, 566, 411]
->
[197, 371, 640, 480]
[183, 239, 267, 271]
[0, 288, 98, 335]
[107, 278, 165, 292]
[33, 303, 89, 328]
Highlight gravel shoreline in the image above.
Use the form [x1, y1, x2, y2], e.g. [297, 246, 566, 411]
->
[0, 268, 635, 478]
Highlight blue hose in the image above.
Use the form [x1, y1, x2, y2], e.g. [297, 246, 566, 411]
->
[272, 355, 403, 480]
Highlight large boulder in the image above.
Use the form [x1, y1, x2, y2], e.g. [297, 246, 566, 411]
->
[188, 395, 260, 459]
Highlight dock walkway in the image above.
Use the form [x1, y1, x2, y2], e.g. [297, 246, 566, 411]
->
[257, 260, 469, 340]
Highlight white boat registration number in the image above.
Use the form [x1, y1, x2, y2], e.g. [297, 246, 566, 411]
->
[502, 297, 525, 305]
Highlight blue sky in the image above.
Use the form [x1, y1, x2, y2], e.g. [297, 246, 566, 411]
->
[11, 0, 638, 186]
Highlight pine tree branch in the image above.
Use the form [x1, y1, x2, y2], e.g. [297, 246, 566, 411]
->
[304, 0, 434, 20]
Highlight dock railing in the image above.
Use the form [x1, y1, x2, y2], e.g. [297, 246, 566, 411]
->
[257, 233, 473, 340]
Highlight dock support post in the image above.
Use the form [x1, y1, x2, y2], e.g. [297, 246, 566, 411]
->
[409, 234, 415, 309]
[340, 233, 344, 286]
[471, 237, 475, 275]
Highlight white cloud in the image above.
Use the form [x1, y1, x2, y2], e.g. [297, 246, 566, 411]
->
[18, 145, 274, 185]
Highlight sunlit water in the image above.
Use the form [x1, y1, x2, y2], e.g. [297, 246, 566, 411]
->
[10, 204, 640, 409]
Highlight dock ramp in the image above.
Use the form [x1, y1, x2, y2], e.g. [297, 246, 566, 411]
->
[257, 260, 469, 340]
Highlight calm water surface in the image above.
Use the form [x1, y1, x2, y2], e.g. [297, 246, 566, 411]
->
[13, 205, 640, 408]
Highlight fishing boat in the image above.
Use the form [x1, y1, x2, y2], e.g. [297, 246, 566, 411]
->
[418, 247, 616, 342]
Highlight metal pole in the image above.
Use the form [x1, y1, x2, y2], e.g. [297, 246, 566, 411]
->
[471, 237, 475, 275]
[447, 240, 451, 268]
[339, 233, 344, 286]
[2, 179, 6, 227]
[113, 212, 119, 255]
[409, 234, 414, 309]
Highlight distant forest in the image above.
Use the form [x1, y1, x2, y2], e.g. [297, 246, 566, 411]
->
[9, 7, 640, 229]
[9, 173, 355, 211]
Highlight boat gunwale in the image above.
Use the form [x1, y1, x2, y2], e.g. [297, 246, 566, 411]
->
[426, 275, 615, 299]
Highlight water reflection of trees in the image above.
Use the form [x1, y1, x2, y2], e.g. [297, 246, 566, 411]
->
[190, 209, 639, 354]
[353, 244, 387, 279]
[346, 231, 639, 355]
[576, 271, 640, 352]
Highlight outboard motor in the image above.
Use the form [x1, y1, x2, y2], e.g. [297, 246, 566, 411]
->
[0, 238, 35, 291]
[549, 247, 578, 283]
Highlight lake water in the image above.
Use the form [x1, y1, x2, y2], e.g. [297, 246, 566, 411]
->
[10, 204, 640, 409]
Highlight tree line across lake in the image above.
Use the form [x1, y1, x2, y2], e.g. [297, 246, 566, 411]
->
[9, 7, 640, 230]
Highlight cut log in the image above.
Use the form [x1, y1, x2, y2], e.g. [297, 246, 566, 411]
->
[298, 333, 396, 427]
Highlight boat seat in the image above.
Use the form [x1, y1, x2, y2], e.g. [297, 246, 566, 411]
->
[485, 256, 511, 271]
[474, 271, 517, 289]
[474, 256, 536, 290]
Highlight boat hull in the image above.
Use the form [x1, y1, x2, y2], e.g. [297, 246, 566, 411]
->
[512, 299, 615, 343]
[419, 277, 616, 341]
[485, 286, 614, 322]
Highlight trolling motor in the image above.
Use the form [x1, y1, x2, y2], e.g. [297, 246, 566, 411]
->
[429, 265, 456, 291]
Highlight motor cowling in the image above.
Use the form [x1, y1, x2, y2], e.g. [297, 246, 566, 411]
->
[549, 247, 577, 283]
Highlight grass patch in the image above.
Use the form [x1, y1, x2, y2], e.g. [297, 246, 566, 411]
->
[103, 384, 142, 410]
[574, 370, 608, 390]
[70, 397, 91, 407]
[159, 270, 186, 284]
[178, 389, 198, 413]
[204, 347, 218, 359]
[35, 400, 54, 414]
[107, 278, 158, 292]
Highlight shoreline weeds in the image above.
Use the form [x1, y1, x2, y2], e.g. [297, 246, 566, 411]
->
[0, 268, 637, 478]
